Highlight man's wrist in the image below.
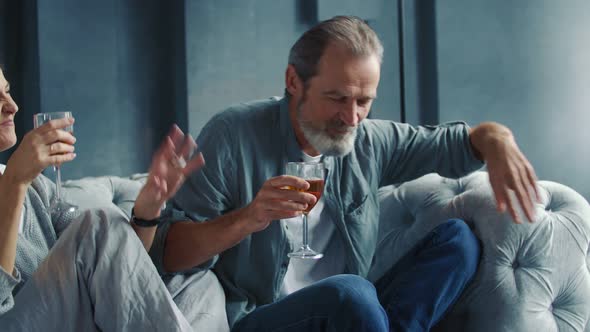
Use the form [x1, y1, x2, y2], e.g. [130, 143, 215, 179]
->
[131, 207, 162, 228]
[232, 207, 258, 235]
[470, 122, 512, 161]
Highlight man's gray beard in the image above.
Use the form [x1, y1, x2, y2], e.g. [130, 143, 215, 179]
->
[297, 108, 357, 157]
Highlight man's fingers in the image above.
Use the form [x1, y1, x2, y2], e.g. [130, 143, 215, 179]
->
[265, 186, 316, 205]
[519, 165, 538, 221]
[266, 175, 310, 191]
[515, 175, 535, 223]
[180, 134, 197, 160]
[183, 152, 205, 175]
[266, 210, 303, 221]
[159, 136, 178, 161]
[506, 197, 522, 224]
[489, 177, 507, 213]
[525, 162, 541, 203]
[259, 199, 308, 212]
[168, 124, 184, 153]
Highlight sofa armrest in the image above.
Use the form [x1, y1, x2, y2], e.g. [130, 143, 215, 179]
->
[372, 171, 590, 332]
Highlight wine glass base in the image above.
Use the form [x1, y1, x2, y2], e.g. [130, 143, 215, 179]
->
[288, 247, 324, 260]
[50, 200, 79, 219]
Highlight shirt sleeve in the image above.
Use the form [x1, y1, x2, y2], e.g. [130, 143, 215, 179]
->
[0, 265, 21, 315]
[150, 113, 237, 275]
[372, 120, 484, 187]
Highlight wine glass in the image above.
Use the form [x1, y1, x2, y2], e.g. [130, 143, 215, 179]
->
[33, 112, 78, 216]
[285, 162, 325, 259]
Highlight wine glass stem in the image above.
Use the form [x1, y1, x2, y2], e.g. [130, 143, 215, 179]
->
[54, 166, 62, 202]
[302, 213, 309, 248]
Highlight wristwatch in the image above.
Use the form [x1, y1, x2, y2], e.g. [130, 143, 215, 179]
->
[130, 208, 161, 227]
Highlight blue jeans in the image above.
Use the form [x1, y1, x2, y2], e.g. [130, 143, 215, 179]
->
[232, 219, 481, 332]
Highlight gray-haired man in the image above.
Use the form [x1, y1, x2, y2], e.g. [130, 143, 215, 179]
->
[152, 16, 538, 331]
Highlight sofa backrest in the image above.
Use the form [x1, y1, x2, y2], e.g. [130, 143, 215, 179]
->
[62, 175, 145, 218]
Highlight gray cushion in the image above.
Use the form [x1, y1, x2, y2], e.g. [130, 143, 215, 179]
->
[62, 175, 144, 218]
[372, 171, 590, 331]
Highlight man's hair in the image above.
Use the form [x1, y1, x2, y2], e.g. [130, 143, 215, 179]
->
[288, 16, 384, 87]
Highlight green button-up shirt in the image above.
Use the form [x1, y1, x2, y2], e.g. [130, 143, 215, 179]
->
[154, 96, 483, 326]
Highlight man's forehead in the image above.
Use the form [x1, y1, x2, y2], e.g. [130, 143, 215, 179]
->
[322, 87, 377, 99]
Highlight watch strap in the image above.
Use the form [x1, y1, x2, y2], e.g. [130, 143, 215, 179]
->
[131, 208, 161, 227]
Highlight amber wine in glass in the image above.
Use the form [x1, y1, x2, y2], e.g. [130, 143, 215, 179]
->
[285, 162, 325, 259]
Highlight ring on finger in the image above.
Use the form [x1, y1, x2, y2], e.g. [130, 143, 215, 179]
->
[50, 143, 56, 153]
[170, 156, 186, 169]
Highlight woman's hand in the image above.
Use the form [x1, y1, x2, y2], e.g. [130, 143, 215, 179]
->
[133, 125, 205, 221]
[3, 117, 76, 186]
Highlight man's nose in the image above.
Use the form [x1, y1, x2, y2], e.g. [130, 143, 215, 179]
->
[339, 101, 359, 127]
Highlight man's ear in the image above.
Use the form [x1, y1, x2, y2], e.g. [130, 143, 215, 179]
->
[285, 64, 302, 97]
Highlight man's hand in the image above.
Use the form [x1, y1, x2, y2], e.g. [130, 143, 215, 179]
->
[4, 117, 76, 186]
[133, 125, 205, 221]
[240, 175, 317, 233]
[470, 122, 539, 224]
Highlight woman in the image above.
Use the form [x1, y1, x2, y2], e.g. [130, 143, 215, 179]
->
[0, 68, 228, 331]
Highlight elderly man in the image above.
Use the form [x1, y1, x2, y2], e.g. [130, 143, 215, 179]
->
[150, 16, 538, 332]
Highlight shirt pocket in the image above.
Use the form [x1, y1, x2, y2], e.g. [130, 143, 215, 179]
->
[345, 194, 369, 217]
[344, 192, 378, 227]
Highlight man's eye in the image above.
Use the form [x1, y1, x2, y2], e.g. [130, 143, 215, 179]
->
[331, 96, 346, 103]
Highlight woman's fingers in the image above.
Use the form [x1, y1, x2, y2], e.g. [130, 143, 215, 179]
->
[36, 117, 75, 134]
[49, 152, 77, 166]
[47, 142, 75, 155]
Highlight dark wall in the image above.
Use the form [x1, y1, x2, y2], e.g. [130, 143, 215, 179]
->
[435, 0, 590, 200]
[1, 0, 400, 180]
[184, 0, 401, 134]
[34, 0, 183, 179]
[0, 0, 40, 165]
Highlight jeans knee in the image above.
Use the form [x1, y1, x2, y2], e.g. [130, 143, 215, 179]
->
[437, 219, 481, 278]
[318, 275, 388, 329]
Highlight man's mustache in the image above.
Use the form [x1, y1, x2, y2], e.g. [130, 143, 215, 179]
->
[326, 120, 357, 134]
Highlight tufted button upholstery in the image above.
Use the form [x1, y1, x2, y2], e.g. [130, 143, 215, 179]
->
[370, 172, 590, 332]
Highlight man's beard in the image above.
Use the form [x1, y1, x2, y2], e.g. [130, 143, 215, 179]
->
[296, 99, 357, 157]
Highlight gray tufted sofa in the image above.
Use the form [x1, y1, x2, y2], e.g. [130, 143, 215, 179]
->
[62, 171, 590, 331]
[370, 171, 590, 332]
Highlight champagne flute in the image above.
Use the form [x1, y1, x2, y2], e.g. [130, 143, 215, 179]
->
[33, 112, 78, 216]
[285, 162, 325, 259]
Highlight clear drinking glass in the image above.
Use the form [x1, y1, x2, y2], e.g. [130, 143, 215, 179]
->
[33, 112, 78, 216]
[285, 162, 325, 259]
